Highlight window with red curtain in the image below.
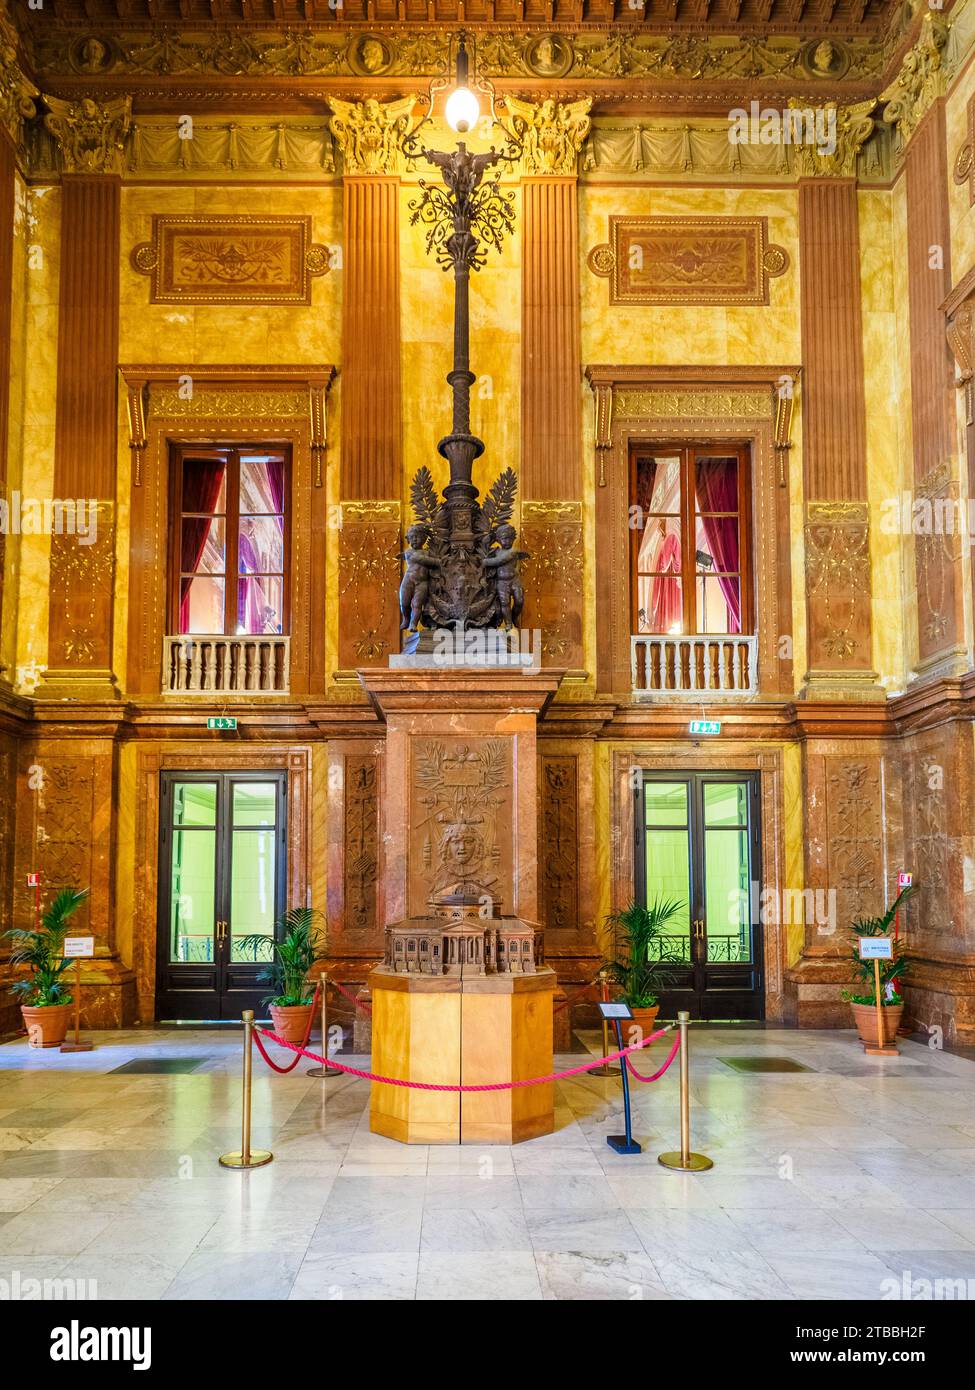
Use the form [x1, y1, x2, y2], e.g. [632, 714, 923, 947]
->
[630, 445, 751, 637]
[169, 444, 290, 637]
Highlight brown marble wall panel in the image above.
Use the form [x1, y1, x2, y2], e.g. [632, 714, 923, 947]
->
[341, 176, 401, 500]
[337, 512, 402, 668]
[521, 177, 581, 502]
[537, 752, 579, 933]
[47, 177, 121, 679]
[798, 178, 874, 680]
[519, 514, 583, 669]
[907, 104, 966, 669]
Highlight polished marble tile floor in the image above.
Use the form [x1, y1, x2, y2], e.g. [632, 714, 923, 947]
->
[1, 1025, 974, 1301]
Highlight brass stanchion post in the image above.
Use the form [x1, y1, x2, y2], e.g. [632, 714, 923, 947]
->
[594, 973, 620, 1077]
[219, 1009, 273, 1169]
[307, 972, 340, 1078]
[658, 1010, 712, 1172]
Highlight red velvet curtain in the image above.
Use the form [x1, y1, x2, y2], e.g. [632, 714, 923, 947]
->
[694, 458, 741, 634]
[179, 458, 227, 633]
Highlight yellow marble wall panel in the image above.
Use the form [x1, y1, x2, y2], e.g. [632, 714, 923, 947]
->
[782, 740, 804, 966]
[579, 184, 801, 367]
[892, 173, 919, 675]
[399, 177, 521, 509]
[947, 54, 975, 286]
[859, 187, 911, 693]
[6, 184, 60, 689]
[118, 184, 343, 366]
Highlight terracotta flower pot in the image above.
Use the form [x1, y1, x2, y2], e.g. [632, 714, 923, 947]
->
[851, 1001, 904, 1046]
[269, 1003, 314, 1044]
[628, 1004, 660, 1045]
[21, 1003, 72, 1049]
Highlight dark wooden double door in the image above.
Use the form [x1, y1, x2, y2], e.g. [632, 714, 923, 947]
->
[634, 771, 764, 1020]
[156, 772, 287, 1020]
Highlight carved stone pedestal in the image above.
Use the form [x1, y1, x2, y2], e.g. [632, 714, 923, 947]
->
[359, 664, 564, 1144]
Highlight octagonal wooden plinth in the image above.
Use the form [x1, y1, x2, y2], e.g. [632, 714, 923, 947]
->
[369, 966, 556, 1145]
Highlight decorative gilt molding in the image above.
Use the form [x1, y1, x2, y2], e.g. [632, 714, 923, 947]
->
[789, 98, 877, 177]
[803, 501, 871, 663]
[880, 13, 948, 152]
[521, 500, 583, 524]
[326, 95, 416, 175]
[504, 95, 591, 176]
[43, 94, 132, 175]
[339, 500, 401, 524]
[129, 214, 330, 305]
[587, 216, 789, 307]
[0, 8, 38, 156]
[119, 364, 337, 487]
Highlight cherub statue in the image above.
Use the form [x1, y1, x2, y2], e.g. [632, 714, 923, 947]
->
[484, 523, 528, 630]
[399, 524, 441, 631]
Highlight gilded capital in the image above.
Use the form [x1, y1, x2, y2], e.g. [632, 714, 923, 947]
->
[43, 93, 132, 175]
[880, 13, 948, 149]
[790, 99, 876, 177]
[0, 7, 38, 153]
[327, 95, 416, 175]
[505, 95, 592, 175]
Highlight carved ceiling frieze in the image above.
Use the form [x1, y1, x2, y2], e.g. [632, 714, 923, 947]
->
[0, 4, 37, 157]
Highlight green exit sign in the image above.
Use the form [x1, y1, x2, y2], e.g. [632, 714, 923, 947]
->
[207, 716, 237, 731]
[689, 719, 721, 736]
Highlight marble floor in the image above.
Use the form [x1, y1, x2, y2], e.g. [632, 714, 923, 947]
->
[1, 1024, 974, 1301]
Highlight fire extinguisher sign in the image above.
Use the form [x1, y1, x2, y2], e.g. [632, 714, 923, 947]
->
[897, 871, 913, 889]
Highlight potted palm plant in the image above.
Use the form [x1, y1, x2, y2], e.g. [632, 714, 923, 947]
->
[4, 887, 90, 1048]
[239, 906, 325, 1043]
[605, 897, 683, 1042]
[842, 883, 915, 1045]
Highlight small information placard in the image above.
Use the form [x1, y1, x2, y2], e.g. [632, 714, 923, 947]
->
[596, 1001, 634, 1021]
[207, 716, 237, 731]
[689, 719, 721, 736]
[859, 936, 893, 961]
[63, 937, 95, 959]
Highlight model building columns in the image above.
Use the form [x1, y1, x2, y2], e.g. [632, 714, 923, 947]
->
[517, 100, 591, 674]
[38, 96, 130, 699]
[327, 99, 408, 679]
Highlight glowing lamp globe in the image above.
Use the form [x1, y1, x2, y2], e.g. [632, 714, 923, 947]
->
[445, 86, 480, 134]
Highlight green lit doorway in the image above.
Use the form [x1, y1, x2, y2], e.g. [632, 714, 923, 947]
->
[156, 772, 287, 1020]
[634, 772, 764, 1021]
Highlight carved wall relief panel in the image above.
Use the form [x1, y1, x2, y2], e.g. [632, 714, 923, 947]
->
[914, 461, 966, 664]
[337, 502, 401, 669]
[803, 502, 873, 669]
[538, 754, 579, 932]
[520, 503, 584, 670]
[130, 215, 330, 304]
[587, 216, 789, 306]
[801, 745, 902, 957]
[407, 737, 514, 919]
[48, 502, 116, 669]
[344, 754, 380, 934]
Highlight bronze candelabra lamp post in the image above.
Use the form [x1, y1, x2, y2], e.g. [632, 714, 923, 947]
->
[398, 37, 528, 654]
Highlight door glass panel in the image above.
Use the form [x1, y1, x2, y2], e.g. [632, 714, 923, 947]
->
[230, 829, 276, 963]
[169, 828, 216, 962]
[236, 575, 284, 635]
[180, 575, 225, 634]
[644, 781, 688, 827]
[705, 827, 751, 963]
[232, 782, 277, 827]
[644, 827, 692, 963]
[172, 782, 217, 827]
[703, 782, 748, 828]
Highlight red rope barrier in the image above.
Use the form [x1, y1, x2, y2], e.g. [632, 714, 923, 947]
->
[330, 978, 372, 1014]
[251, 984, 321, 1075]
[625, 1034, 681, 1083]
[253, 1020, 674, 1092]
